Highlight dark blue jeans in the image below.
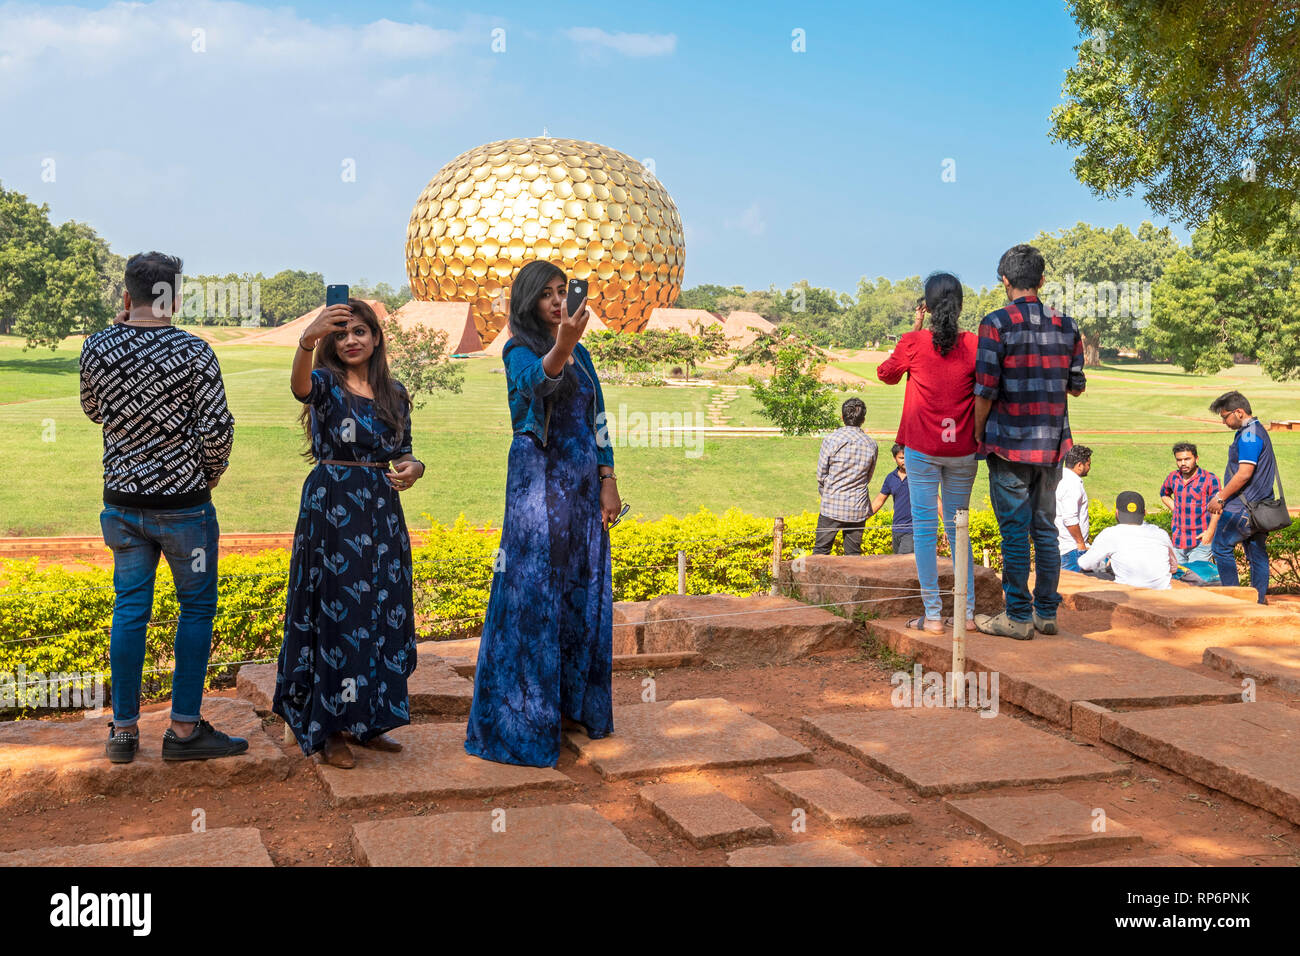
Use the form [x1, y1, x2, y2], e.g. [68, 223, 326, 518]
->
[99, 502, 220, 726]
[1212, 508, 1270, 603]
[987, 455, 1062, 621]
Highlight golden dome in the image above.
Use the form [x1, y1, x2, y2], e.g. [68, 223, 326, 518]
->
[405, 137, 684, 341]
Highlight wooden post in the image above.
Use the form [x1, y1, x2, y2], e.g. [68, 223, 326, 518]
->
[677, 550, 687, 595]
[952, 509, 969, 708]
[771, 517, 784, 595]
[983, 548, 991, 568]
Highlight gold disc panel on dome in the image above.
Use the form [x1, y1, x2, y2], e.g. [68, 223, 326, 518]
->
[405, 137, 685, 343]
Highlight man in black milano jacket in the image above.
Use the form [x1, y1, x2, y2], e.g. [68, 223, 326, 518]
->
[80, 251, 247, 764]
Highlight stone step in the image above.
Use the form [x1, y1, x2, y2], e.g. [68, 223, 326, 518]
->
[638, 780, 774, 848]
[0, 697, 289, 808]
[764, 768, 913, 827]
[614, 600, 647, 655]
[0, 826, 273, 866]
[726, 839, 874, 866]
[351, 804, 655, 866]
[1082, 853, 1201, 866]
[313, 722, 573, 808]
[1203, 645, 1300, 694]
[564, 697, 812, 781]
[780, 554, 1005, 620]
[802, 707, 1125, 796]
[640, 593, 860, 665]
[1095, 701, 1300, 826]
[1054, 569, 1300, 631]
[869, 616, 1240, 731]
[236, 643, 474, 716]
[943, 794, 1142, 856]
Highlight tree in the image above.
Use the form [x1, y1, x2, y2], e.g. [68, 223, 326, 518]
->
[1031, 221, 1181, 365]
[748, 347, 839, 436]
[1144, 210, 1300, 380]
[1050, 1, 1300, 255]
[259, 270, 325, 326]
[382, 319, 465, 408]
[729, 326, 829, 372]
[353, 279, 413, 313]
[0, 183, 111, 348]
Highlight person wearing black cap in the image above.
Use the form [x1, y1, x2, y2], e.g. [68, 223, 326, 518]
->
[1076, 492, 1179, 590]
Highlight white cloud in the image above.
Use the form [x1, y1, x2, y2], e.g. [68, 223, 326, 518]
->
[725, 202, 766, 237]
[565, 27, 676, 57]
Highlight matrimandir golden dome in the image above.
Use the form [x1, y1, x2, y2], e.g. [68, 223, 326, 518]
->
[404, 137, 685, 340]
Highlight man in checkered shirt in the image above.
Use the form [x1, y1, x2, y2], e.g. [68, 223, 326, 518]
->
[814, 398, 879, 555]
[972, 244, 1086, 641]
[1159, 441, 1221, 565]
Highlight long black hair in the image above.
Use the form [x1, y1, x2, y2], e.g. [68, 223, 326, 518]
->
[923, 271, 963, 357]
[297, 298, 410, 461]
[506, 259, 578, 397]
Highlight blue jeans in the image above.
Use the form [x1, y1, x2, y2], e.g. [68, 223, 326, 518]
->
[1174, 543, 1213, 565]
[99, 502, 220, 726]
[904, 448, 977, 620]
[1212, 509, 1270, 603]
[1060, 548, 1083, 572]
[986, 454, 1062, 621]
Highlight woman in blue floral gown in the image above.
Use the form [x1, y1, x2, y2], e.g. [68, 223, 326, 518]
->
[465, 261, 623, 768]
[274, 299, 426, 768]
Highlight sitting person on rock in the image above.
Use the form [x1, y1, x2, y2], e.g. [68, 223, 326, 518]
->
[1076, 492, 1178, 590]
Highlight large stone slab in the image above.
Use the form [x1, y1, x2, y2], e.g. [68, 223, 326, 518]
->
[802, 708, 1125, 796]
[614, 600, 648, 656]
[237, 644, 474, 716]
[638, 780, 774, 848]
[314, 722, 573, 807]
[870, 616, 1240, 729]
[764, 768, 913, 827]
[943, 794, 1142, 855]
[1055, 570, 1300, 631]
[1081, 854, 1201, 867]
[351, 804, 655, 866]
[564, 697, 812, 781]
[1203, 645, 1300, 694]
[1097, 702, 1300, 826]
[0, 697, 288, 808]
[0, 827, 273, 867]
[779, 553, 1005, 619]
[726, 839, 873, 866]
[640, 593, 859, 665]
[424, 637, 480, 676]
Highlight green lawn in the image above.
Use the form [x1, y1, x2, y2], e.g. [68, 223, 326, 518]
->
[1, 334, 1296, 535]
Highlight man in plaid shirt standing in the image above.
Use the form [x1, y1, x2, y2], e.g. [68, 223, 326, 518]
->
[814, 398, 879, 555]
[972, 244, 1086, 640]
[1159, 441, 1221, 565]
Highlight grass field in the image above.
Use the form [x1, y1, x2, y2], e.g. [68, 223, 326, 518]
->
[0, 333, 1296, 536]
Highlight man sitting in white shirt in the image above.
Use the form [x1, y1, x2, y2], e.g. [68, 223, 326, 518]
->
[1078, 492, 1179, 590]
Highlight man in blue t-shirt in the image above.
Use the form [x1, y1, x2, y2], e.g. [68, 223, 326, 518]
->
[1206, 391, 1279, 603]
[872, 443, 914, 554]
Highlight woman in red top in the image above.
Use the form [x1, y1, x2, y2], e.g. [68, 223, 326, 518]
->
[877, 272, 979, 632]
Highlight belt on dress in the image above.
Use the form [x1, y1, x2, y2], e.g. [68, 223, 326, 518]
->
[317, 459, 391, 468]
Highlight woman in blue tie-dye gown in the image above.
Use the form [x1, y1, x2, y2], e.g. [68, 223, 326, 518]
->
[274, 298, 425, 767]
[465, 261, 622, 768]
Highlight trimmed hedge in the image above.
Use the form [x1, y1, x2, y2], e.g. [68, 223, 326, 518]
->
[1, 505, 1294, 714]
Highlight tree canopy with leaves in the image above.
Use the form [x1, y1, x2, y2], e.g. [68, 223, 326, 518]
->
[1050, 0, 1300, 254]
[0, 183, 114, 349]
[1145, 208, 1300, 380]
[1032, 220, 1181, 364]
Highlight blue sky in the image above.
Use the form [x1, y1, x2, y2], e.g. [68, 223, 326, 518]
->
[0, 0, 1180, 294]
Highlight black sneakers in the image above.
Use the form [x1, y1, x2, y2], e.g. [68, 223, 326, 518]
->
[161, 719, 249, 762]
[105, 723, 140, 764]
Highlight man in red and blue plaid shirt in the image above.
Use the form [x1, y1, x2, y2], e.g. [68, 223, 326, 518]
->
[1159, 441, 1220, 565]
[972, 244, 1086, 641]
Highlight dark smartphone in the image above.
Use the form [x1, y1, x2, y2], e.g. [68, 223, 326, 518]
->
[566, 278, 588, 318]
[326, 284, 350, 307]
